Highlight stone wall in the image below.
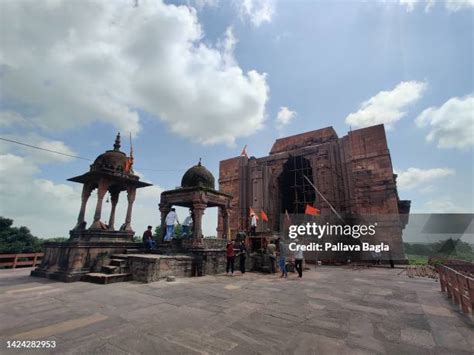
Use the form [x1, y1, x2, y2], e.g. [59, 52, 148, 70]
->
[31, 240, 139, 282]
[128, 255, 194, 283]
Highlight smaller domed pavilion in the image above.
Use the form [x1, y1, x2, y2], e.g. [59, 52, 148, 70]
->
[159, 159, 232, 246]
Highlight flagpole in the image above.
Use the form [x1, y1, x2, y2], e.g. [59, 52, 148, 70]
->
[303, 175, 344, 223]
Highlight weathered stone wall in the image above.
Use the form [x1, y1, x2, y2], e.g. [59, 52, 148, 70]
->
[128, 255, 194, 283]
[31, 240, 139, 282]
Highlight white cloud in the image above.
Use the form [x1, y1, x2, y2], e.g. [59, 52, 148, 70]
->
[0, 133, 78, 163]
[415, 94, 474, 149]
[0, 1, 268, 146]
[423, 197, 466, 213]
[397, 0, 474, 12]
[237, 0, 275, 27]
[395, 167, 454, 190]
[399, 0, 418, 12]
[345, 81, 426, 129]
[276, 106, 296, 129]
[444, 0, 474, 11]
[188, 0, 220, 10]
[0, 151, 167, 238]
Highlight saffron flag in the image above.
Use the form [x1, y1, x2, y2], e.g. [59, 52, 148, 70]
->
[124, 132, 134, 173]
[241, 144, 248, 157]
[249, 207, 259, 220]
[261, 210, 269, 222]
[305, 204, 320, 216]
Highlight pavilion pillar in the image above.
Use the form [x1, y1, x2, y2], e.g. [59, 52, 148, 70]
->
[159, 203, 171, 243]
[192, 203, 206, 246]
[90, 180, 109, 230]
[107, 190, 120, 231]
[74, 183, 94, 230]
[222, 207, 230, 240]
[123, 187, 136, 232]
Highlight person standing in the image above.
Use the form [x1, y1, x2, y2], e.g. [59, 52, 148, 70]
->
[293, 239, 304, 278]
[278, 239, 288, 278]
[267, 240, 277, 273]
[250, 213, 257, 236]
[238, 240, 247, 274]
[164, 208, 179, 242]
[226, 239, 235, 276]
[182, 209, 193, 239]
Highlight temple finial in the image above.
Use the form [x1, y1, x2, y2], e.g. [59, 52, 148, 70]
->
[114, 132, 121, 151]
[198, 157, 202, 166]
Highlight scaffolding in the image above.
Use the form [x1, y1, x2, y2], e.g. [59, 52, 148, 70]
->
[279, 155, 316, 214]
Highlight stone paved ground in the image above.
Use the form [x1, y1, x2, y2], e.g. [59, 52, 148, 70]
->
[0, 266, 472, 355]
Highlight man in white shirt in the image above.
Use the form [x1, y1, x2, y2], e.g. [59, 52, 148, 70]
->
[250, 213, 257, 236]
[164, 208, 179, 242]
[293, 239, 304, 278]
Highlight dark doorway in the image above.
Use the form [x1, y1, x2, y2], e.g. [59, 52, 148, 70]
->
[278, 156, 316, 214]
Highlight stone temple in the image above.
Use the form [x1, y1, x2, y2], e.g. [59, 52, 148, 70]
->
[217, 124, 410, 263]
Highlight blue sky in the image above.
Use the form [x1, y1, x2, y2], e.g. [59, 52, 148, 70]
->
[0, 0, 472, 238]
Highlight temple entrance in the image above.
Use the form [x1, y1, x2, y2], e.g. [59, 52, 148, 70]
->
[278, 155, 316, 214]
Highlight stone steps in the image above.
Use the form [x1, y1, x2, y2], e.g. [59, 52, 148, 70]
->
[82, 273, 132, 284]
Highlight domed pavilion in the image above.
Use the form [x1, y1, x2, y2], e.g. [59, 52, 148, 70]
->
[68, 133, 152, 235]
[159, 159, 232, 247]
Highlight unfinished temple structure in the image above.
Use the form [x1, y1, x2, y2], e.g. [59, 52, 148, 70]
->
[218, 124, 410, 262]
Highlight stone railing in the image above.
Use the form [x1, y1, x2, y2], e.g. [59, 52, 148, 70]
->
[437, 264, 474, 315]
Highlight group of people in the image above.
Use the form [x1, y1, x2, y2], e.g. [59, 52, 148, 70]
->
[267, 238, 304, 279]
[225, 239, 247, 276]
[141, 207, 193, 250]
[224, 237, 304, 279]
[143, 207, 305, 279]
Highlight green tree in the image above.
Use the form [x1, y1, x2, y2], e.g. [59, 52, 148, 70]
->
[0, 217, 43, 253]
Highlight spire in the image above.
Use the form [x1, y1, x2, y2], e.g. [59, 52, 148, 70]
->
[198, 157, 202, 166]
[113, 132, 121, 151]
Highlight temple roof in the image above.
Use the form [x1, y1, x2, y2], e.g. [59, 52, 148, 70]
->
[181, 159, 215, 190]
[270, 126, 338, 154]
[67, 132, 151, 189]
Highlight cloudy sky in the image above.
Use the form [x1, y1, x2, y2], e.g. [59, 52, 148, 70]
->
[0, 0, 472, 238]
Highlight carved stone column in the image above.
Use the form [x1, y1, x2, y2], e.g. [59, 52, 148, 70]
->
[123, 187, 136, 232]
[74, 183, 94, 230]
[159, 203, 171, 243]
[107, 189, 120, 231]
[192, 203, 207, 246]
[222, 207, 230, 240]
[90, 180, 109, 230]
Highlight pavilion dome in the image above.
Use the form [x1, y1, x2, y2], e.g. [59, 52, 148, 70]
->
[181, 159, 215, 190]
[91, 133, 128, 173]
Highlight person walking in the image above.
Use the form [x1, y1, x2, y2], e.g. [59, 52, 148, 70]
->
[164, 208, 179, 242]
[278, 239, 288, 278]
[267, 240, 277, 273]
[238, 240, 247, 274]
[226, 239, 235, 276]
[294, 239, 303, 278]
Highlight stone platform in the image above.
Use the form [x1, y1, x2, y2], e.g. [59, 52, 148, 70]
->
[1, 266, 473, 354]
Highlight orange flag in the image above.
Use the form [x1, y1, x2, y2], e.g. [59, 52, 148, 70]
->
[261, 210, 269, 222]
[241, 144, 248, 157]
[249, 207, 259, 220]
[305, 204, 320, 216]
